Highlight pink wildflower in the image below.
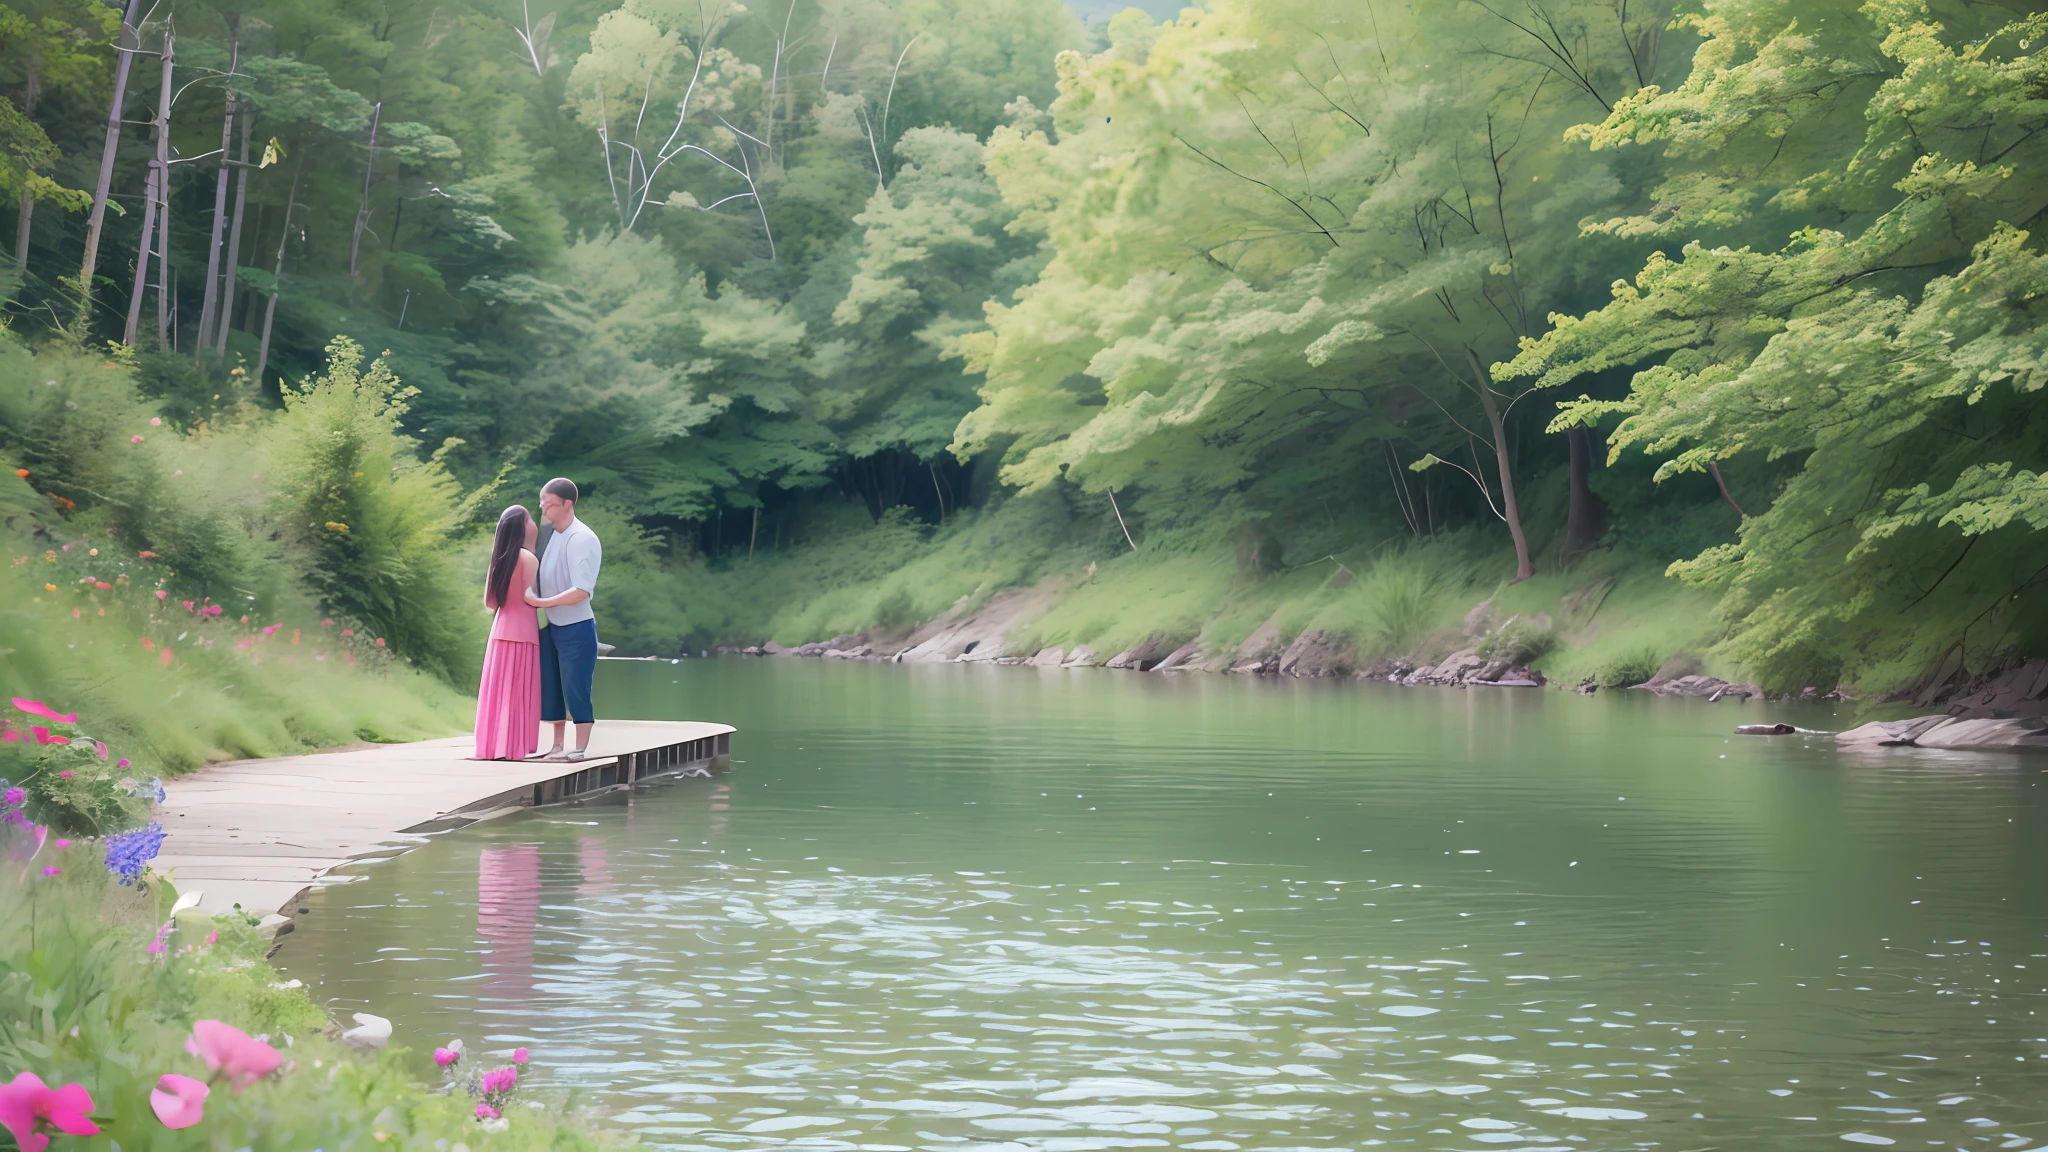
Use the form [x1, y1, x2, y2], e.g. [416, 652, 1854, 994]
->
[475, 1103, 501, 1121]
[11, 698, 77, 724]
[0, 1071, 100, 1151]
[433, 1047, 462, 1068]
[185, 1020, 283, 1091]
[40, 866, 59, 877]
[512, 1048, 529, 1065]
[58, 770, 73, 780]
[31, 728, 70, 746]
[205, 928, 218, 945]
[155, 589, 168, 600]
[130, 435, 143, 444]
[149, 1073, 209, 1129]
[54, 839, 69, 849]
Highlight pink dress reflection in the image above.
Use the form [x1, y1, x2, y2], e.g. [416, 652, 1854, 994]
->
[477, 844, 540, 1002]
[577, 837, 613, 896]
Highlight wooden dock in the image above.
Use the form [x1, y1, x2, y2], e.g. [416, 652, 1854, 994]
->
[157, 720, 733, 923]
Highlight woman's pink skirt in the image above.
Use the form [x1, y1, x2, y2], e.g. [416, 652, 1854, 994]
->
[475, 638, 540, 760]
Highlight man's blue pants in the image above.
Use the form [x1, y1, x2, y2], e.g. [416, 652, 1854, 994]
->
[539, 618, 597, 725]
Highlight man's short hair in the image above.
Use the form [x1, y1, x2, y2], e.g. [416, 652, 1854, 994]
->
[542, 477, 579, 504]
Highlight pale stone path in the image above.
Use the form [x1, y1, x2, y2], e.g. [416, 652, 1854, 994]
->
[159, 720, 733, 920]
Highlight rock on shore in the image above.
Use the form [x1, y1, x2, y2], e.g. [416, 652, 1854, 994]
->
[1363, 649, 1546, 688]
[1836, 714, 2048, 752]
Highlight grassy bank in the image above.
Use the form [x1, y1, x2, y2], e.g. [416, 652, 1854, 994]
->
[598, 487, 1777, 693]
[0, 554, 469, 771]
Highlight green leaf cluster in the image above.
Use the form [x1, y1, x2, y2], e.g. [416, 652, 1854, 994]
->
[1504, 0, 2048, 687]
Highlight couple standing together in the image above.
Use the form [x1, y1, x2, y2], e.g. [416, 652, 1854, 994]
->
[474, 477, 604, 762]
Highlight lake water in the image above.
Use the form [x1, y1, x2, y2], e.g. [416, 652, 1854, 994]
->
[276, 659, 2048, 1152]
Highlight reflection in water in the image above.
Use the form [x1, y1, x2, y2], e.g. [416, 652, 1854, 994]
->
[280, 660, 2048, 1152]
[577, 836, 613, 896]
[706, 781, 729, 837]
[476, 844, 539, 1002]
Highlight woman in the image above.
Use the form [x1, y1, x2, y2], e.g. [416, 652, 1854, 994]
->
[474, 505, 542, 760]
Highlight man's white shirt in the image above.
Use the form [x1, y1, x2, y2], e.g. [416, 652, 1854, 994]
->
[536, 516, 601, 627]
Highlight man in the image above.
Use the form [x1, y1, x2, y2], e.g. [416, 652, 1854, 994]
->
[528, 477, 603, 761]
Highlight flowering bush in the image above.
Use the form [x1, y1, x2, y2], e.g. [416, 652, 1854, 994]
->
[435, 1040, 533, 1130]
[0, 699, 154, 836]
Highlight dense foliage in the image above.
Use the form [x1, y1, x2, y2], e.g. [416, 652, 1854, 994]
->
[2, 0, 2043, 691]
[0, 336, 472, 760]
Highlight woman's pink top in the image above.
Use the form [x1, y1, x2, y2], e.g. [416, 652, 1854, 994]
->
[488, 551, 540, 644]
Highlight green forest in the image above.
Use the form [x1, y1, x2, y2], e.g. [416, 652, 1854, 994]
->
[2, 0, 2045, 742]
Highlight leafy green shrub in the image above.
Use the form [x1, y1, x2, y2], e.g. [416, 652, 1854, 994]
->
[271, 337, 474, 683]
[1363, 560, 1440, 654]
[872, 585, 918, 632]
[1598, 647, 1662, 689]
[1478, 616, 1558, 665]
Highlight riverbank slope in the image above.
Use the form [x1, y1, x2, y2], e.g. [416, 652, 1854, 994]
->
[626, 492, 2045, 717]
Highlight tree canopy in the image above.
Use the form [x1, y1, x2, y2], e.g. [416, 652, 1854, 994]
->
[1, 0, 2043, 687]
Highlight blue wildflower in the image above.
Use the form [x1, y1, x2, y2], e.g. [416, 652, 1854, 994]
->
[104, 821, 166, 884]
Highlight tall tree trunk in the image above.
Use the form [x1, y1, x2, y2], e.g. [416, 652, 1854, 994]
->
[216, 114, 252, 354]
[77, 0, 147, 325]
[253, 162, 302, 390]
[13, 57, 40, 268]
[12, 192, 30, 270]
[348, 102, 381, 282]
[1564, 423, 1607, 555]
[121, 163, 157, 345]
[196, 37, 239, 357]
[123, 31, 173, 346]
[1470, 352, 1534, 581]
[151, 33, 174, 349]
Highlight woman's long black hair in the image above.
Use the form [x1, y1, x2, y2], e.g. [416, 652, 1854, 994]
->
[486, 505, 531, 610]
